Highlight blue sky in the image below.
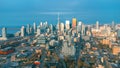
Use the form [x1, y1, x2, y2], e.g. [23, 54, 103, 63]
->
[0, 0, 120, 26]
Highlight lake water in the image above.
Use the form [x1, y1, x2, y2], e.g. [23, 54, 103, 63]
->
[0, 26, 21, 35]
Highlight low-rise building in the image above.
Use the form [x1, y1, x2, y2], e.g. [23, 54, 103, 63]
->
[112, 46, 120, 55]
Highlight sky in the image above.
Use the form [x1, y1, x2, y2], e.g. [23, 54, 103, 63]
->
[0, 0, 120, 26]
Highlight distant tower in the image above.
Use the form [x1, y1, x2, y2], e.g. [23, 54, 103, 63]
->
[30, 27, 34, 34]
[96, 21, 99, 30]
[104, 24, 108, 29]
[2, 27, 7, 38]
[112, 21, 115, 31]
[57, 12, 61, 32]
[40, 22, 43, 27]
[27, 24, 30, 35]
[81, 23, 85, 35]
[21, 26, 26, 37]
[72, 18, 77, 29]
[33, 22, 37, 33]
[61, 23, 64, 32]
[65, 20, 70, 30]
[50, 24, 53, 33]
[37, 26, 40, 35]
[77, 21, 82, 32]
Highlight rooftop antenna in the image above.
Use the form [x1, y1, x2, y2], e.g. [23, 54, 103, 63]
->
[58, 12, 60, 23]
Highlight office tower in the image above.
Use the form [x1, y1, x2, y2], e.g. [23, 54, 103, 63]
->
[44, 21, 48, 27]
[65, 20, 70, 30]
[81, 23, 85, 35]
[21, 26, 26, 37]
[37, 26, 40, 35]
[47, 28, 50, 33]
[72, 18, 77, 29]
[57, 13, 61, 32]
[39, 22, 42, 27]
[33, 22, 37, 33]
[30, 27, 34, 34]
[27, 24, 30, 35]
[61, 23, 64, 32]
[104, 24, 108, 29]
[112, 21, 115, 31]
[43, 22, 46, 27]
[2, 27, 7, 38]
[77, 21, 82, 32]
[96, 21, 99, 30]
[50, 24, 53, 33]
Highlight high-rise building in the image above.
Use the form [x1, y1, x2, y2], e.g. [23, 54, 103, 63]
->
[96, 21, 99, 30]
[27, 24, 30, 35]
[2, 27, 7, 38]
[61, 23, 64, 32]
[77, 21, 82, 32]
[50, 24, 53, 33]
[104, 24, 109, 29]
[57, 13, 61, 32]
[81, 23, 85, 35]
[40, 22, 43, 27]
[72, 18, 77, 29]
[33, 22, 37, 33]
[44, 21, 48, 27]
[65, 20, 70, 30]
[112, 21, 115, 31]
[37, 26, 41, 35]
[30, 27, 34, 34]
[21, 26, 26, 37]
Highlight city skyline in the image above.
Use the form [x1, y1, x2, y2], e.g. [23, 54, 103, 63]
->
[0, 0, 120, 68]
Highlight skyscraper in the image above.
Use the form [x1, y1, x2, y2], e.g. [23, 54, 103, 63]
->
[57, 13, 61, 32]
[33, 22, 37, 33]
[2, 27, 7, 38]
[77, 21, 82, 32]
[50, 24, 53, 33]
[81, 23, 85, 35]
[30, 27, 34, 34]
[37, 26, 41, 35]
[27, 24, 30, 35]
[72, 18, 77, 29]
[21, 26, 26, 37]
[40, 22, 43, 27]
[96, 21, 99, 30]
[61, 23, 64, 32]
[112, 21, 115, 31]
[65, 20, 70, 30]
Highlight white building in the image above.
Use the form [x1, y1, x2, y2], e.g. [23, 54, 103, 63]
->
[77, 21, 82, 32]
[0, 27, 7, 40]
[81, 23, 85, 35]
[37, 26, 41, 35]
[27, 24, 30, 35]
[96, 21, 99, 30]
[61, 23, 64, 32]
[33, 22, 37, 33]
[65, 20, 70, 30]
[2, 27, 7, 38]
[21, 26, 26, 37]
